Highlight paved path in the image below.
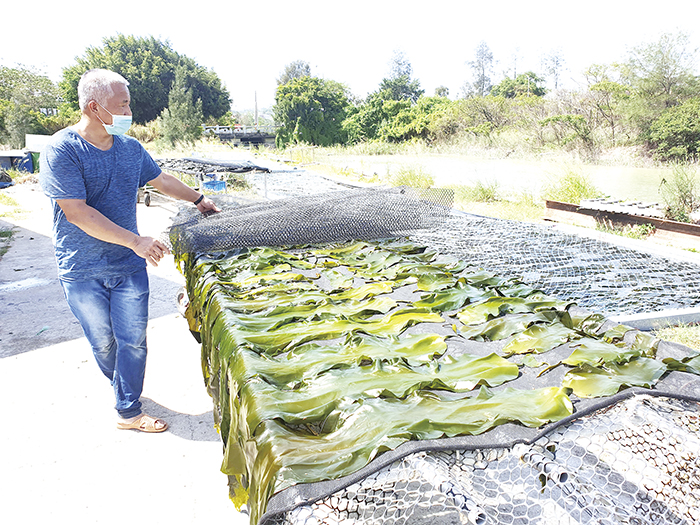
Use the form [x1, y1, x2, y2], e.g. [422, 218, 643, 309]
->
[0, 183, 249, 524]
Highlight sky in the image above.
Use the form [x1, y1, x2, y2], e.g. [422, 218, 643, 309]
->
[3, 0, 700, 113]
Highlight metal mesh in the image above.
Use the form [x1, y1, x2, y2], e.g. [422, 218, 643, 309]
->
[266, 395, 700, 525]
[165, 186, 453, 256]
[412, 214, 700, 318]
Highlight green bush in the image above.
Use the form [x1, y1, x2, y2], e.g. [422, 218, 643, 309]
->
[451, 179, 501, 203]
[388, 165, 434, 188]
[658, 163, 700, 222]
[647, 98, 700, 161]
[542, 168, 603, 204]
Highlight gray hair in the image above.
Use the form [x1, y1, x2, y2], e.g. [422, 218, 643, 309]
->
[77, 69, 130, 111]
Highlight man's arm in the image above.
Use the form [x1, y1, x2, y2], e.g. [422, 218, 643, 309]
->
[56, 199, 169, 267]
[148, 172, 220, 213]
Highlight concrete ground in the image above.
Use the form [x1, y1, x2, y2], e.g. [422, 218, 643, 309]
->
[0, 182, 249, 524]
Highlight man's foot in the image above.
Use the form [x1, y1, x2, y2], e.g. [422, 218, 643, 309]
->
[117, 413, 168, 433]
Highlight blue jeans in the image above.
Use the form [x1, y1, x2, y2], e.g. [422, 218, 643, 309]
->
[61, 269, 149, 419]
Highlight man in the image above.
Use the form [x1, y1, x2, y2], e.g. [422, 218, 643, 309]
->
[40, 69, 218, 433]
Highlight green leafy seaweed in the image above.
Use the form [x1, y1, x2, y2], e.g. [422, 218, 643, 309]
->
[562, 358, 667, 398]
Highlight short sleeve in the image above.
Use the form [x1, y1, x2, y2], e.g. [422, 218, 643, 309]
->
[138, 147, 162, 188]
[40, 131, 87, 201]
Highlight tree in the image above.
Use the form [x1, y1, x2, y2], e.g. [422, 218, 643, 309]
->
[647, 98, 700, 161]
[60, 34, 230, 124]
[506, 48, 522, 79]
[343, 51, 425, 145]
[0, 65, 60, 109]
[342, 93, 394, 143]
[542, 49, 566, 91]
[491, 72, 547, 98]
[435, 86, 449, 97]
[277, 60, 311, 85]
[465, 41, 494, 97]
[274, 76, 350, 147]
[587, 80, 630, 143]
[611, 32, 700, 138]
[378, 76, 425, 104]
[379, 96, 451, 143]
[622, 32, 698, 108]
[388, 50, 412, 79]
[0, 66, 60, 147]
[377, 51, 424, 103]
[159, 65, 204, 146]
[0, 100, 44, 148]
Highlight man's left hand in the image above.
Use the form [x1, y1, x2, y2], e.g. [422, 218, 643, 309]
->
[196, 196, 221, 215]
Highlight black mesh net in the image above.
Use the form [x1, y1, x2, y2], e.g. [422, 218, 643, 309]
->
[164, 186, 454, 256]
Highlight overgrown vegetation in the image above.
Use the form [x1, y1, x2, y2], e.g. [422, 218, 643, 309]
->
[658, 163, 700, 222]
[387, 165, 434, 188]
[596, 222, 657, 240]
[542, 168, 605, 203]
[270, 32, 700, 165]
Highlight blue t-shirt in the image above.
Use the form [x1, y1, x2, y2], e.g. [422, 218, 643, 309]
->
[40, 128, 162, 281]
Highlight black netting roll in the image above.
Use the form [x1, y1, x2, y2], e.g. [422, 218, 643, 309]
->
[165, 186, 454, 256]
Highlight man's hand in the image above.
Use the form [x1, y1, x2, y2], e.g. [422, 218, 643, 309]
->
[149, 173, 222, 215]
[131, 236, 171, 267]
[57, 199, 171, 265]
[195, 195, 221, 215]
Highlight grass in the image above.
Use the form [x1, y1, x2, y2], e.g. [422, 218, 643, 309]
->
[0, 192, 22, 218]
[0, 227, 13, 259]
[658, 163, 700, 222]
[596, 221, 657, 240]
[0, 191, 20, 260]
[457, 193, 545, 222]
[654, 324, 700, 351]
[542, 165, 604, 204]
[451, 179, 500, 203]
[387, 165, 434, 189]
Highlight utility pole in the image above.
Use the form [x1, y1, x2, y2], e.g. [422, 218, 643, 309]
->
[254, 91, 259, 129]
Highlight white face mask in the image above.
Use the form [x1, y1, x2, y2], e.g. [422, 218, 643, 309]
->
[96, 102, 133, 135]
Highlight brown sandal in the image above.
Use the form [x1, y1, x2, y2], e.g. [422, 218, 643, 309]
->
[117, 413, 168, 433]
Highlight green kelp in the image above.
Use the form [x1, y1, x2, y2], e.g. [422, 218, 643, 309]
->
[562, 359, 667, 398]
[241, 386, 574, 521]
[663, 352, 700, 375]
[457, 311, 560, 341]
[177, 239, 688, 524]
[502, 323, 581, 356]
[562, 338, 656, 367]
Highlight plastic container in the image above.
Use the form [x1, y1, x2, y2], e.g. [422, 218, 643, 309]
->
[203, 180, 226, 192]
